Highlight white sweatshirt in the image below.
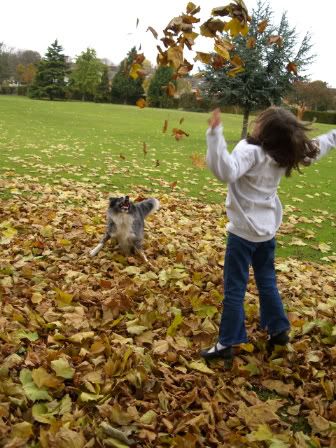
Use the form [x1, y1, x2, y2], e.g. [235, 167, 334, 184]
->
[206, 126, 336, 242]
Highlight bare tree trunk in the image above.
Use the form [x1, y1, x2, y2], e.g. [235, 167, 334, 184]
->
[241, 108, 250, 139]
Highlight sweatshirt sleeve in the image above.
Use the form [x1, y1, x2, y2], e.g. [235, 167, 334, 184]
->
[206, 125, 256, 183]
[312, 129, 336, 162]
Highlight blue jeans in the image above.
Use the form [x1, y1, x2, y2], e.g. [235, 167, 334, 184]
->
[219, 233, 290, 346]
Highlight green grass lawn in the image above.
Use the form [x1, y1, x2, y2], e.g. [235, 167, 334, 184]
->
[0, 95, 335, 262]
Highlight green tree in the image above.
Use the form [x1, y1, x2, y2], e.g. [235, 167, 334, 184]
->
[29, 40, 68, 100]
[202, 1, 314, 138]
[110, 47, 144, 105]
[147, 66, 175, 108]
[287, 80, 334, 111]
[0, 43, 11, 82]
[70, 48, 104, 101]
[95, 65, 110, 102]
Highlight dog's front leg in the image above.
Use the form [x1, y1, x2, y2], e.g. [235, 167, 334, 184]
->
[90, 221, 115, 256]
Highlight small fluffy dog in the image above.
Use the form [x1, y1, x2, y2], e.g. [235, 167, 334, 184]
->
[90, 196, 160, 260]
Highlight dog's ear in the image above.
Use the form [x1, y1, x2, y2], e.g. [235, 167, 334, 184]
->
[109, 197, 119, 207]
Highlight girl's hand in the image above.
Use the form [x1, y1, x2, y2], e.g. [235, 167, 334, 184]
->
[209, 108, 221, 129]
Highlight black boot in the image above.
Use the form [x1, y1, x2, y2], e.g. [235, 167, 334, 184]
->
[200, 344, 233, 361]
[267, 331, 289, 355]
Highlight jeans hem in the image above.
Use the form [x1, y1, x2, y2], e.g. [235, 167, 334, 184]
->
[218, 338, 248, 346]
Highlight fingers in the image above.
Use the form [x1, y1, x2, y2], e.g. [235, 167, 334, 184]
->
[209, 108, 221, 129]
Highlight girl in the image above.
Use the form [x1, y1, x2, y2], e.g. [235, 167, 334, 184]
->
[201, 107, 336, 360]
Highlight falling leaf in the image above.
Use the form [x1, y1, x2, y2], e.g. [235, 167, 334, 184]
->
[228, 66, 245, 77]
[257, 19, 268, 33]
[172, 128, 189, 140]
[136, 98, 146, 109]
[246, 37, 256, 48]
[194, 52, 212, 64]
[268, 35, 283, 46]
[136, 17, 139, 28]
[147, 26, 158, 39]
[162, 119, 168, 133]
[166, 82, 176, 97]
[143, 142, 148, 156]
[287, 62, 298, 75]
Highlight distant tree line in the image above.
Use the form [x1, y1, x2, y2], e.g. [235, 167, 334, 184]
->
[0, 40, 195, 107]
[1, 0, 335, 132]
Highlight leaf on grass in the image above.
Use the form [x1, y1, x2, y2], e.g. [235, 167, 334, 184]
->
[20, 369, 52, 402]
[32, 367, 62, 389]
[189, 361, 214, 374]
[11, 421, 33, 441]
[16, 330, 39, 342]
[51, 358, 75, 379]
[54, 288, 73, 306]
[80, 392, 104, 402]
[167, 312, 183, 336]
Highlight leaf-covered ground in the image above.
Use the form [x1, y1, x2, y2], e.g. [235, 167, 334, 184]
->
[1, 174, 336, 448]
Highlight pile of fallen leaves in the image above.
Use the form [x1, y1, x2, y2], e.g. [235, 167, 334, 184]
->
[1, 174, 335, 448]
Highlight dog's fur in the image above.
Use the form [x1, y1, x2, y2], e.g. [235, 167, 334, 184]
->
[90, 196, 160, 258]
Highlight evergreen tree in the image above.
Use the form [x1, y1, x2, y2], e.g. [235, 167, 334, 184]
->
[202, 1, 314, 138]
[70, 48, 104, 101]
[147, 66, 175, 108]
[95, 65, 110, 102]
[0, 43, 11, 82]
[29, 40, 68, 100]
[110, 47, 144, 105]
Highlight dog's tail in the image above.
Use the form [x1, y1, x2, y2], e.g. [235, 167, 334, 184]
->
[136, 198, 160, 218]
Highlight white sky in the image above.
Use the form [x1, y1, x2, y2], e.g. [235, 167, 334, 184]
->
[2, 0, 335, 87]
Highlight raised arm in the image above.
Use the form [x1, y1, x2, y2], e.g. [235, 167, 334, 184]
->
[206, 122, 256, 183]
[313, 129, 336, 161]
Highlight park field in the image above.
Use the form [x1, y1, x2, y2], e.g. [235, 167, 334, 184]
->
[0, 95, 335, 262]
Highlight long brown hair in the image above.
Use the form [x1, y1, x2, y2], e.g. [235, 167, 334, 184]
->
[247, 107, 319, 177]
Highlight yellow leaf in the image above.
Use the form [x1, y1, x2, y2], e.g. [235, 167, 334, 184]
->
[228, 66, 244, 77]
[194, 52, 212, 64]
[40, 225, 53, 238]
[189, 361, 214, 374]
[129, 63, 142, 80]
[54, 288, 73, 306]
[136, 98, 146, 108]
[32, 367, 62, 389]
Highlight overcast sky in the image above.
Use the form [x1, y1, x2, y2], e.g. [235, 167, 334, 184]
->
[2, 0, 335, 87]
